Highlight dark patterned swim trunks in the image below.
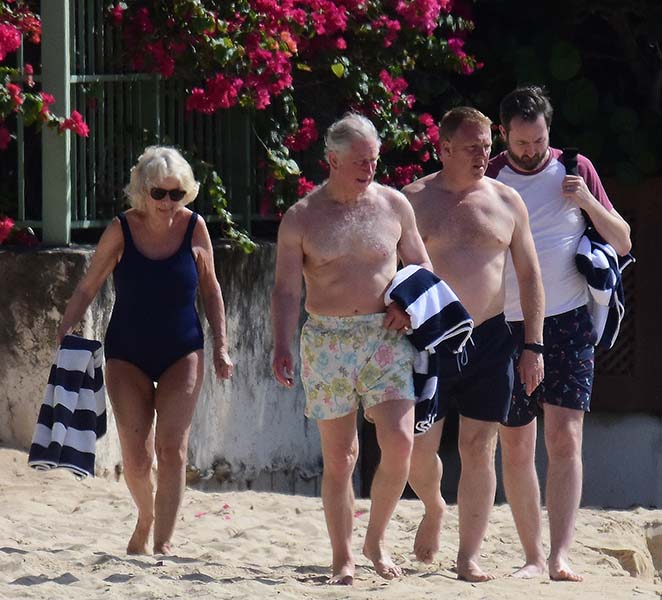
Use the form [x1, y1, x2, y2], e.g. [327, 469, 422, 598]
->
[503, 305, 596, 428]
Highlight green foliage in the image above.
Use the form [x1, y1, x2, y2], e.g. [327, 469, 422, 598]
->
[467, 0, 662, 184]
[206, 171, 256, 254]
[114, 0, 482, 209]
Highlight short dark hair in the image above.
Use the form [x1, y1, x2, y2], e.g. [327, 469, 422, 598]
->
[439, 106, 491, 141]
[499, 86, 553, 131]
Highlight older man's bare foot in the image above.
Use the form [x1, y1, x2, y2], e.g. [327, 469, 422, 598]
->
[457, 558, 496, 582]
[326, 557, 354, 585]
[414, 505, 445, 563]
[549, 557, 582, 582]
[328, 562, 355, 586]
[511, 560, 545, 579]
[363, 540, 402, 580]
[126, 519, 152, 555]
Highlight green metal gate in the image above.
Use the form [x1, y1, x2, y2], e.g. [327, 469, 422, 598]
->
[7, 0, 256, 244]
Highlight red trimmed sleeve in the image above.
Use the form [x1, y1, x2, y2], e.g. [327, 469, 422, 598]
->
[577, 154, 613, 211]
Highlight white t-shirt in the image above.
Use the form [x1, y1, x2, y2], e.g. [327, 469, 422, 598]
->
[487, 148, 613, 321]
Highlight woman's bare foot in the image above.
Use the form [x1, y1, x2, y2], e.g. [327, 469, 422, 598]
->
[414, 505, 445, 563]
[457, 558, 496, 582]
[549, 557, 582, 582]
[153, 540, 173, 556]
[363, 540, 402, 580]
[511, 560, 545, 578]
[126, 518, 153, 555]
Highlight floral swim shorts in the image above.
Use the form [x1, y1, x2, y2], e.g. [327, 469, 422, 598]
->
[300, 313, 416, 420]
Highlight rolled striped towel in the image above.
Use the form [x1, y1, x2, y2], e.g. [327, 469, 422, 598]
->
[28, 335, 106, 478]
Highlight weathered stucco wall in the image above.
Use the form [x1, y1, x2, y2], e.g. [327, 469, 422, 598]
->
[0, 243, 322, 492]
[2, 244, 661, 506]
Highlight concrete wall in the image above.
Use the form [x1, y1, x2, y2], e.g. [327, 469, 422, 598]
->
[0, 243, 322, 493]
[433, 413, 662, 509]
[2, 244, 661, 506]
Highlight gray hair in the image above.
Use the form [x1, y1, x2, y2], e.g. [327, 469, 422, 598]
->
[124, 146, 200, 210]
[324, 113, 381, 160]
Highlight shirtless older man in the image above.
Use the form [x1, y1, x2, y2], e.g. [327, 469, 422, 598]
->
[401, 107, 545, 581]
[271, 113, 432, 584]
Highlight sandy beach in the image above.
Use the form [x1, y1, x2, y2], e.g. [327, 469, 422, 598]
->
[1, 447, 661, 599]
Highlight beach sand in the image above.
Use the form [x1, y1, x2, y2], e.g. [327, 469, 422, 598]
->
[1, 447, 661, 599]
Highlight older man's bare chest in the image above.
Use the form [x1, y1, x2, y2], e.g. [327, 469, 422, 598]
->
[303, 202, 401, 265]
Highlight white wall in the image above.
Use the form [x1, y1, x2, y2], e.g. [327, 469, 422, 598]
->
[2, 246, 660, 506]
[0, 244, 322, 493]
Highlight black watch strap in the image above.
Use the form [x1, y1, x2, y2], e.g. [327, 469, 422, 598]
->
[523, 342, 544, 354]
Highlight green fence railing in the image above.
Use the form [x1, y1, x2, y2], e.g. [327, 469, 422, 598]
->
[6, 0, 257, 244]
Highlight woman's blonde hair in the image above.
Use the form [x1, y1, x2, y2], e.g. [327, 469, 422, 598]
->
[124, 146, 200, 210]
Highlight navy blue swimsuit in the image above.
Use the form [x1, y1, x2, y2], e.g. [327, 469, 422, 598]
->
[104, 212, 204, 381]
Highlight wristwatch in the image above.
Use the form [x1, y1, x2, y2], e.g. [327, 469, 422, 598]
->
[523, 342, 544, 354]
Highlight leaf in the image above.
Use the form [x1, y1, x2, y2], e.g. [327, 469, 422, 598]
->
[283, 159, 301, 175]
[331, 63, 345, 78]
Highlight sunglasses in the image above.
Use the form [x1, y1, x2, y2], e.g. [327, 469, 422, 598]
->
[150, 187, 187, 202]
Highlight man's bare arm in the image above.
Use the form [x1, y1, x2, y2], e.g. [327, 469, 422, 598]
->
[509, 190, 545, 395]
[271, 208, 304, 387]
[562, 176, 632, 256]
[382, 190, 434, 332]
[395, 191, 433, 271]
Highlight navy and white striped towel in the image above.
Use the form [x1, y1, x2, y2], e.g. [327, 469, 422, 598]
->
[385, 265, 474, 405]
[575, 228, 635, 350]
[385, 265, 474, 353]
[28, 335, 107, 478]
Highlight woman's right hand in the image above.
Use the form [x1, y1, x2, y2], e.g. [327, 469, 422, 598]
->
[56, 323, 73, 347]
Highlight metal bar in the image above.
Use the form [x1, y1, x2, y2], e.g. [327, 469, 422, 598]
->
[70, 74, 158, 83]
[179, 81, 186, 147]
[88, 93, 97, 218]
[16, 39, 25, 221]
[41, 0, 72, 245]
[97, 83, 106, 215]
[244, 112, 253, 233]
[108, 79, 116, 210]
[71, 86, 79, 220]
[69, 212, 249, 229]
[126, 81, 133, 185]
[77, 85, 88, 219]
[155, 76, 162, 142]
[86, 0, 95, 75]
[75, 0, 85, 74]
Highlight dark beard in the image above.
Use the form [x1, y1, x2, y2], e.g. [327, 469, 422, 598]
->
[506, 148, 547, 172]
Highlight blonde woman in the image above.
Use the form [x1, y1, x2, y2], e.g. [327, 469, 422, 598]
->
[58, 146, 233, 555]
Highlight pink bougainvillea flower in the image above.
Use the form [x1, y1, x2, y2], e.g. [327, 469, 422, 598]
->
[0, 124, 11, 151]
[6, 83, 24, 109]
[186, 74, 244, 113]
[0, 215, 16, 243]
[0, 23, 21, 61]
[284, 118, 319, 152]
[395, 0, 450, 36]
[24, 63, 34, 87]
[39, 92, 55, 119]
[110, 3, 124, 25]
[60, 111, 90, 137]
[372, 16, 401, 48]
[297, 176, 315, 197]
[146, 40, 175, 78]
